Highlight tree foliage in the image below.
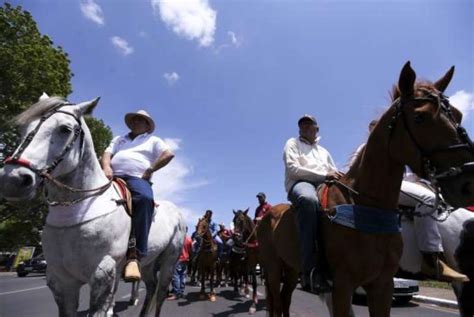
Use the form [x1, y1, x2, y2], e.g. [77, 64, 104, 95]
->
[0, 3, 113, 251]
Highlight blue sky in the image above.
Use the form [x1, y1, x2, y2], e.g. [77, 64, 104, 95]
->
[10, 0, 473, 228]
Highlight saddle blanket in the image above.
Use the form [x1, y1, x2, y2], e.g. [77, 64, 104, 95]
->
[329, 204, 401, 234]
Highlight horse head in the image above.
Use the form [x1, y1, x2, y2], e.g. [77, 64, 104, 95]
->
[370, 62, 474, 208]
[232, 208, 252, 240]
[196, 216, 210, 237]
[0, 96, 100, 202]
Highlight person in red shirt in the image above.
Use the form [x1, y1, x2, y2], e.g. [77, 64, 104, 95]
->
[254, 192, 272, 222]
[168, 229, 193, 300]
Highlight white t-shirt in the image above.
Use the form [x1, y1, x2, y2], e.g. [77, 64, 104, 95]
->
[104, 133, 170, 178]
[283, 137, 337, 192]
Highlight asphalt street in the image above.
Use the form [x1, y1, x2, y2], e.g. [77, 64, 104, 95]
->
[0, 273, 460, 317]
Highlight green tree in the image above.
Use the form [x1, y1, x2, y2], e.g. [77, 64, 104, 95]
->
[0, 3, 113, 252]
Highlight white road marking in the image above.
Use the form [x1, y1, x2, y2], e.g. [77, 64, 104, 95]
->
[120, 288, 144, 299]
[0, 285, 47, 296]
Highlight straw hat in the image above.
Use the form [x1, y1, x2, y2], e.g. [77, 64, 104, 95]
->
[124, 110, 155, 133]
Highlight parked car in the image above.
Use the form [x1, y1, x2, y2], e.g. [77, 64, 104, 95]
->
[16, 254, 47, 277]
[354, 278, 419, 304]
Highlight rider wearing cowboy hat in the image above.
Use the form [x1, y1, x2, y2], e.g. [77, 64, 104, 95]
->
[102, 110, 175, 281]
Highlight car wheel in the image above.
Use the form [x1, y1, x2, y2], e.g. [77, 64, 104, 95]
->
[17, 271, 28, 277]
[394, 295, 412, 305]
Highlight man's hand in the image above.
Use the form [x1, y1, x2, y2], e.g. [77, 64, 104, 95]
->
[103, 166, 113, 180]
[142, 168, 153, 181]
[326, 170, 344, 181]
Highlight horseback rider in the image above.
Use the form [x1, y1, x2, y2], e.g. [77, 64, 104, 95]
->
[352, 120, 469, 282]
[254, 192, 272, 222]
[101, 110, 175, 280]
[283, 114, 343, 294]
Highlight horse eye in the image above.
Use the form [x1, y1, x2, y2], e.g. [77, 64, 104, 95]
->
[59, 125, 72, 134]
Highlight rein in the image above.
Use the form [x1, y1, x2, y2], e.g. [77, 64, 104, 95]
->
[3, 104, 113, 206]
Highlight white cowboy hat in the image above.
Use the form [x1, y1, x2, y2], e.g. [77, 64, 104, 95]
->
[124, 110, 155, 133]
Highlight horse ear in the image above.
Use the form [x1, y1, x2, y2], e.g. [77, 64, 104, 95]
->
[39, 92, 49, 101]
[244, 208, 249, 215]
[233, 209, 236, 215]
[398, 61, 416, 98]
[75, 97, 101, 116]
[434, 66, 455, 93]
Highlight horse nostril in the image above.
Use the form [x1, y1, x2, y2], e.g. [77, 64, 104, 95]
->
[461, 181, 473, 197]
[20, 173, 34, 187]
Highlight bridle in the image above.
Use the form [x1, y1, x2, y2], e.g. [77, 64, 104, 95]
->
[387, 88, 474, 210]
[3, 104, 112, 205]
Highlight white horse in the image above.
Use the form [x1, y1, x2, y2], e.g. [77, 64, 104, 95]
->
[0, 97, 186, 316]
[400, 207, 474, 316]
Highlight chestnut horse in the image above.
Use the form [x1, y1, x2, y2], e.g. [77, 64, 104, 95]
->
[195, 216, 218, 301]
[257, 62, 474, 317]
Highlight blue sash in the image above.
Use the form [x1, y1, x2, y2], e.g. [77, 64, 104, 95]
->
[329, 204, 401, 234]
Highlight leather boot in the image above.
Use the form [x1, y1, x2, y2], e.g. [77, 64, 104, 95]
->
[123, 259, 141, 282]
[421, 252, 469, 283]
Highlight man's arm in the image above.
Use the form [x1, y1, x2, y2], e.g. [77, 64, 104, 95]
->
[142, 150, 175, 180]
[101, 152, 114, 179]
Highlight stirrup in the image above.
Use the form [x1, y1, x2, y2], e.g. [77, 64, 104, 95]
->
[123, 259, 141, 283]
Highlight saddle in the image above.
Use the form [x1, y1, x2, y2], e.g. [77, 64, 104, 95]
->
[112, 177, 133, 216]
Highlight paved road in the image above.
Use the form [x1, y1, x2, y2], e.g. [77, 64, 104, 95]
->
[0, 273, 459, 316]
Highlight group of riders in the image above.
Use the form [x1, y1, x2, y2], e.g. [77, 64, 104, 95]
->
[101, 109, 469, 296]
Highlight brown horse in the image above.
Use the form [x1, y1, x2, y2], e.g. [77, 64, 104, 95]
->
[230, 209, 260, 314]
[196, 216, 218, 301]
[257, 62, 474, 317]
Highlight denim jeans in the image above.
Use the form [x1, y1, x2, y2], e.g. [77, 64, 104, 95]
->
[120, 176, 154, 257]
[288, 181, 321, 276]
[171, 261, 188, 296]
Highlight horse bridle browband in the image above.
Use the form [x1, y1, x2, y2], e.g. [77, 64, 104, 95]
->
[388, 88, 474, 183]
[3, 104, 112, 205]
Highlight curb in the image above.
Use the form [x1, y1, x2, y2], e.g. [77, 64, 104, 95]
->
[412, 295, 458, 309]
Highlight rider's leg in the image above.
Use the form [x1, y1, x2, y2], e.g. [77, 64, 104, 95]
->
[123, 176, 155, 280]
[400, 181, 469, 282]
[289, 181, 331, 294]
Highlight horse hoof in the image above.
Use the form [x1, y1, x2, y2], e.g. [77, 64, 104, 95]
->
[209, 294, 217, 302]
[249, 306, 256, 314]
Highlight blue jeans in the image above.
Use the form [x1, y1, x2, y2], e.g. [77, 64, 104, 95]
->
[171, 261, 188, 296]
[120, 176, 154, 257]
[288, 181, 321, 276]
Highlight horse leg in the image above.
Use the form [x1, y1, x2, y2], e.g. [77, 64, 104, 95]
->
[88, 256, 117, 317]
[265, 264, 283, 317]
[209, 267, 216, 302]
[129, 280, 140, 306]
[138, 263, 158, 317]
[153, 253, 180, 317]
[280, 266, 299, 317]
[331, 275, 355, 317]
[453, 281, 474, 317]
[364, 277, 394, 317]
[249, 268, 258, 314]
[199, 267, 206, 299]
[46, 267, 82, 317]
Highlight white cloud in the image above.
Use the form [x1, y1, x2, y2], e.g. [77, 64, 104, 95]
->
[80, 0, 105, 26]
[227, 31, 241, 47]
[152, 138, 209, 204]
[111, 36, 134, 56]
[151, 0, 216, 47]
[450, 90, 474, 121]
[163, 72, 180, 85]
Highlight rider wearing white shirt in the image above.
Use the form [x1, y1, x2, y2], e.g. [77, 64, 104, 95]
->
[102, 110, 174, 281]
[283, 114, 343, 294]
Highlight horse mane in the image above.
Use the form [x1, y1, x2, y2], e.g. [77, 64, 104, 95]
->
[16, 97, 67, 126]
